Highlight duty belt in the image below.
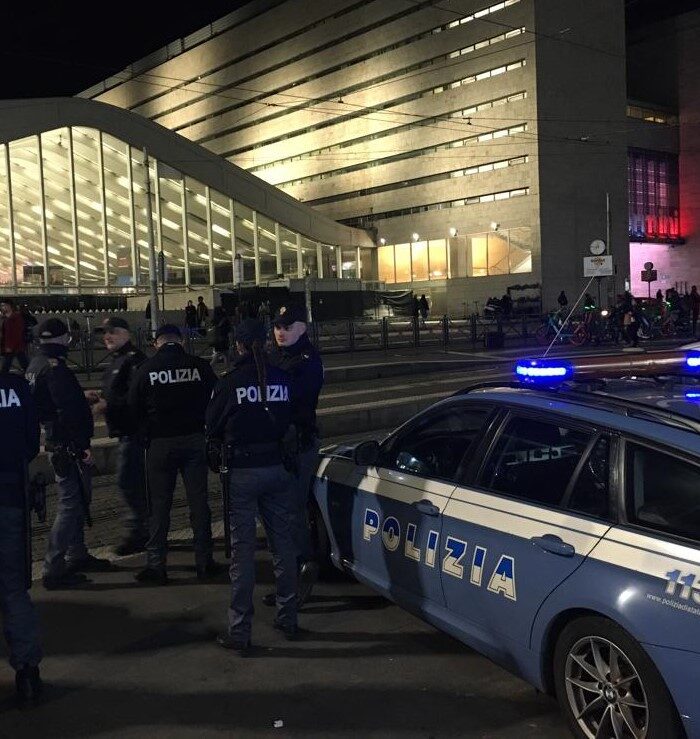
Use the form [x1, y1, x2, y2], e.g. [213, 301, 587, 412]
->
[225, 440, 280, 457]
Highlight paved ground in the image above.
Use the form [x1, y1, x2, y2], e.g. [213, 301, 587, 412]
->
[0, 539, 570, 739]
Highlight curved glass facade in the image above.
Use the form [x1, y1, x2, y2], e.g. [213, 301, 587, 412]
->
[0, 126, 358, 293]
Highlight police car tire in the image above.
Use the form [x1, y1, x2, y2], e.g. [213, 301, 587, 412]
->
[553, 616, 682, 739]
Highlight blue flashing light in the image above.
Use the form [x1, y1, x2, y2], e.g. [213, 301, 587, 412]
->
[514, 359, 574, 383]
[686, 351, 700, 370]
[685, 391, 700, 401]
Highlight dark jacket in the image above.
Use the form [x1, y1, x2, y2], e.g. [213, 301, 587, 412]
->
[101, 341, 147, 438]
[269, 332, 323, 446]
[1, 311, 27, 353]
[26, 343, 93, 452]
[210, 315, 231, 352]
[0, 374, 40, 508]
[129, 342, 217, 440]
[206, 353, 291, 467]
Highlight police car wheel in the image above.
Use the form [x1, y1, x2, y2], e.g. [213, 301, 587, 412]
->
[553, 616, 681, 739]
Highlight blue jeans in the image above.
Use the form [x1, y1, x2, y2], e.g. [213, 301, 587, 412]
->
[227, 464, 297, 643]
[117, 437, 148, 540]
[43, 462, 90, 578]
[289, 440, 321, 565]
[0, 506, 41, 669]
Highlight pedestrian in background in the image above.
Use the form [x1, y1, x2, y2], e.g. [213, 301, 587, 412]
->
[418, 294, 430, 325]
[206, 319, 299, 653]
[557, 291, 568, 310]
[196, 295, 209, 331]
[0, 371, 43, 701]
[86, 317, 149, 556]
[210, 306, 232, 369]
[26, 318, 110, 590]
[691, 285, 700, 337]
[1, 298, 29, 373]
[184, 300, 197, 338]
[128, 324, 221, 585]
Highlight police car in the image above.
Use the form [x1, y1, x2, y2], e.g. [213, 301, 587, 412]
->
[312, 351, 700, 739]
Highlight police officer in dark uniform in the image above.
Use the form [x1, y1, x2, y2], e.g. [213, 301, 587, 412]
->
[87, 317, 148, 555]
[206, 319, 298, 653]
[128, 324, 221, 584]
[0, 372, 43, 700]
[26, 318, 110, 590]
[263, 304, 324, 608]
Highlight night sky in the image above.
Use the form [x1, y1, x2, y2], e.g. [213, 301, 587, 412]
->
[1, 2, 249, 98]
[1, 1, 695, 99]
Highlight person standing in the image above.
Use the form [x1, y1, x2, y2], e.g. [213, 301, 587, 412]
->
[263, 304, 324, 609]
[557, 291, 568, 310]
[0, 372, 43, 701]
[87, 317, 149, 555]
[418, 294, 430, 325]
[1, 299, 29, 373]
[209, 306, 231, 369]
[26, 318, 110, 590]
[206, 319, 298, 653]
[691, 285, 700, 337]
[196, 296, 209, 330]
[128, 324, 221, 584]
[184, 300, 197, 337]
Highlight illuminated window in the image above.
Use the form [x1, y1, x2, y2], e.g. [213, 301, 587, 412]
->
[378, 244, 395, 283]
[628, 149, 680, 240]
[394, 243, 411, 283]
[411, 241, 429, 281]
[429, 239, 447, 279]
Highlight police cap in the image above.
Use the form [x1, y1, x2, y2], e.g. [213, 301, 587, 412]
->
[38, 317, 69, 339]
[272, 304, 306, 327]
[102, 316, 130, 331]
[155, 323, 182, 340]
[235, 318, 266, 344]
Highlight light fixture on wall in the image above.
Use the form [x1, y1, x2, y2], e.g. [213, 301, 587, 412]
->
[379, 237, 386, 245]
[411, 232, 420, 242]
[490, 221, 500, 231]
[449, 227, 458, 238]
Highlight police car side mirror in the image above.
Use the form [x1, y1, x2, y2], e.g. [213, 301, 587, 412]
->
[354, 440, 380, 467]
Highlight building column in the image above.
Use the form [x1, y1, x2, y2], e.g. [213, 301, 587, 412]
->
[252, 210, 260, 285]
[97, 132, 109, 287]
[180, 179, 191, 287]
[336, 246, 342, 279]
[205, 186, 215, 285]
[356, 246, 362, 279]
[67, 128, 80, 286]
[126, 147, 138, 287]
[296, 233, 303, 277]
[4, 145, 17, 288]
[229, 198, 237, 278]
[274, 222, 282, 276]
[36, 135, 49, 290]
[316, 242, 323, 278]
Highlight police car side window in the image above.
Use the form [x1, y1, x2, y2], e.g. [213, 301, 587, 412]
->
[383, 406, 491, 481]
[566, 436, 611, 519]
[480, 417, 591, 508]
[626, 444, 700, 542]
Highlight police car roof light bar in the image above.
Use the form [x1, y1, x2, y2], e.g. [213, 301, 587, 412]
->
[514, 359, 574, 383]
[686, 350, 700, 370]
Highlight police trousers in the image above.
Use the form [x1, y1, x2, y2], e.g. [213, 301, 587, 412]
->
[0, 507, 41, 670]
[145, 433, 213, 570]
[43, 461, 90, 579]
[289, 439, 321, 565]
[116, 436, 148, 540]
[227, 464, 297, 643]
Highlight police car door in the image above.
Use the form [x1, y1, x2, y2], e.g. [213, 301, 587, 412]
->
[348, 402, 496, 612]
[442, 412, 612, 657]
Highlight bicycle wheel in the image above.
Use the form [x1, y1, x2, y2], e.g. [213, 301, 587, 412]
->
[570, 323, 588, 347]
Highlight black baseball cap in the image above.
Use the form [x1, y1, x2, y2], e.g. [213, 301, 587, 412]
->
[155, 323, 182, 340]
[38, 318, 69, 339]
[102, 316, 130, 331]
[272, 304, 306, 327]
[235, 318, 266, 344]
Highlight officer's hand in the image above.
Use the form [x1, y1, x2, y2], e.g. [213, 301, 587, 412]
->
[85, 390, 101, 404]
[82, 449, 94, 466]
[92, 399, 108, 417]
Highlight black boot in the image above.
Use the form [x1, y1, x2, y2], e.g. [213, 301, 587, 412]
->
[134, 567, 168, 585]
[114, 535, 148, 557]
[196, 559, 226, 581]
[297, 561, 319, 608]
[15, 666, 43, 703]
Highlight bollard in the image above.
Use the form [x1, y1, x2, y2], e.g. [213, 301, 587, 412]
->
[442, 315, 449, 350]
[381, 317, 389, 350]
[349, 319, 355, 352]
[413, 316, 420, 348]
[470, 314, 478, 345]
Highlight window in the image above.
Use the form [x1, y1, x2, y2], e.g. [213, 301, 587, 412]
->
[480, 417, 592, 507]
[567, 436, 611, 519]
[626, 444, 700, 541]
[381, 405, 492, 481]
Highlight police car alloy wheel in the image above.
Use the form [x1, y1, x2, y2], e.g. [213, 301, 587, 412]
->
[553, 617, 681, 739]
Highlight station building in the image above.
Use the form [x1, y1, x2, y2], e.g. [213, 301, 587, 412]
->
[0, 0, 698, 314]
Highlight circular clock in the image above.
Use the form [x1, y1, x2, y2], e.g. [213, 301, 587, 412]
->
[589, 239, 606, 256]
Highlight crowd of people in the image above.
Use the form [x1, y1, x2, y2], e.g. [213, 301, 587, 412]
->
[0, 300, 324, 700]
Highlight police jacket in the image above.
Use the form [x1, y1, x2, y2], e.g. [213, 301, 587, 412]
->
[269, 332, 323, 446]
[0, 374, 39, 508]
[101, 341, 146, 438]
[26, 344, 93, 452]
[129, 342, 217, 440]
[206, 353, 291, 467]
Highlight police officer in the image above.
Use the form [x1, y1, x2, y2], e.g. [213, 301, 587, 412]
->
[26, 318, 110, 590]
[263, 304, 324, 608]
[0, 372, 43, 701]
[128, 324, 220, 584]
[206, 319, 298, 653]
[86, 317, 148, 555]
